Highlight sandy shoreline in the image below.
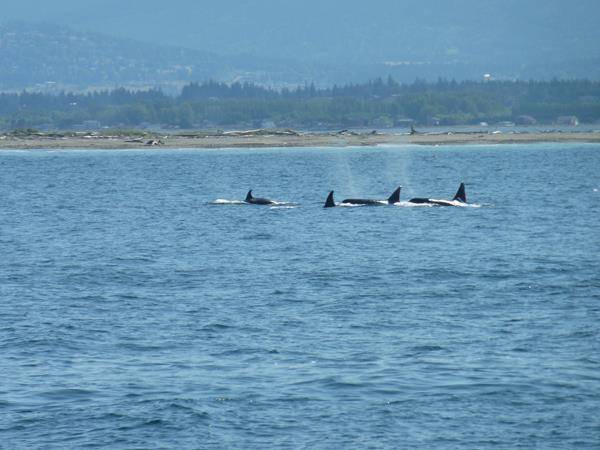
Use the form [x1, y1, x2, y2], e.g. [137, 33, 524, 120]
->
[1, 131, 599, 150]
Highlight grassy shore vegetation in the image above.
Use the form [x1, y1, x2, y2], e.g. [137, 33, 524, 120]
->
[1, 78, 599, 130]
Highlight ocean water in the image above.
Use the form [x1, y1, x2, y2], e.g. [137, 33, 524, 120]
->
[0, 143, 599, 449]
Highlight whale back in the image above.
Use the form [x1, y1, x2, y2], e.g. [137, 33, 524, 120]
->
[246, 190, 274, 204]
[341, 198, 380, 205]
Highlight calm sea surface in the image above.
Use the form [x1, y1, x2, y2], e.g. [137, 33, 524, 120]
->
[1, 144, 599, 449]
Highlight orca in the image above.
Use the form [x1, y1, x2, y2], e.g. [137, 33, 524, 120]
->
[324, 187, 401, 208]
[245, 190, 276, 205]
[408, 183, 467, 206]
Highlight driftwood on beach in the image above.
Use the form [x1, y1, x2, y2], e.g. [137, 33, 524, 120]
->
[0, 130, 599, 150]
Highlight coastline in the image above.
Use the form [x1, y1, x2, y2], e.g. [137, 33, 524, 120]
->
[1, 131, 599, 150]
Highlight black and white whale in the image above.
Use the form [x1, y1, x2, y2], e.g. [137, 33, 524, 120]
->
[324, 187, 401, 208]
[245, 190, 276, 205]
[408, 183, 467, 206]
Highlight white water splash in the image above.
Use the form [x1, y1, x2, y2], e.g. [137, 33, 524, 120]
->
[338, 202, 369, 207]
[269, 205, 298, 210]
[211, 199, 245, 205]
[393, 201, 433, 207]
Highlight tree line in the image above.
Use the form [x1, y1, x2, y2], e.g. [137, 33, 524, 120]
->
[1, 78, 599, 130]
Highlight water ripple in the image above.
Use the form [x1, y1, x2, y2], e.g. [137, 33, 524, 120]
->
[1, 144, 599, 448]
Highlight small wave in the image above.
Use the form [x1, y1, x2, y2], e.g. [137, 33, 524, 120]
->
[38, 388, 97, 400]
[241, 232, 272, 240]
[411, 345, 445, 353]
[511, 347, 530, 353]
[270, 204, 297, 209]
[291, 376, 363, 389]
[142, 418, 168, 427]
[272, 289, 288, 295]
[117, 342, 170, 351]
[214, 347, 266, 357]
[0, 400, 14, 408]
[566, 330, 596, 339]
[201, 323, 233, 332]
[165, 402, 211, 419]
[0, 149, 31, 154]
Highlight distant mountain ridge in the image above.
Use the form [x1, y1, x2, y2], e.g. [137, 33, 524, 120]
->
[0, 23, 209, 90]
[2, 0, 600, 72]
[2, 0, 600, 93]
[0, 23, 317, 91]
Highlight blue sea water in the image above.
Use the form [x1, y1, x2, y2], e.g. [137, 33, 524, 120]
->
[0, 143, 599, 449]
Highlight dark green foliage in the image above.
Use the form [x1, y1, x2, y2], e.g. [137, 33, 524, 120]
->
[1, 79, 599, 130]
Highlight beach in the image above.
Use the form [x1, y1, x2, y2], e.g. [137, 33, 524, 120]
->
[1, 130, 599, 149]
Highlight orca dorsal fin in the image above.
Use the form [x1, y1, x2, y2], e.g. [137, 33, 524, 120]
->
[453, 183, 466, 202]
[245, 190, 253, 202]
[324, 191, 335, 208]
[388, 186, 401, 204]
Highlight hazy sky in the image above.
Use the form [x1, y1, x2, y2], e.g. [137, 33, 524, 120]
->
[4, 0, 599, 66]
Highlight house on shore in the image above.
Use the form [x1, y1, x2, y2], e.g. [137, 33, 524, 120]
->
[556, 116, 579, 126]
[515, 115, 537, 125]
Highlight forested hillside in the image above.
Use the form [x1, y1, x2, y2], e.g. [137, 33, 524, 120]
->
[2, 79, 598, 130]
